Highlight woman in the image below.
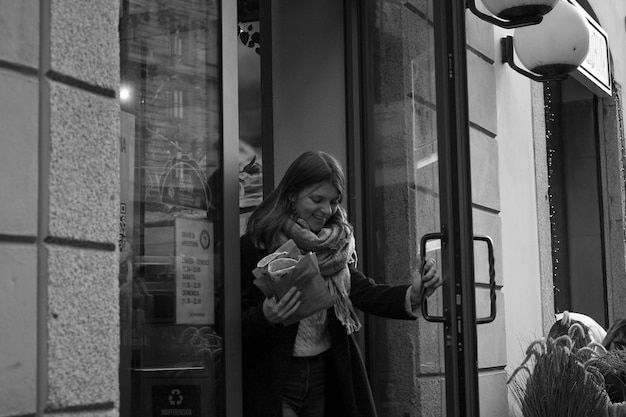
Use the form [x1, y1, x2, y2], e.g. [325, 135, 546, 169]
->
[602, 319, 626, 403]
[240, 151, 441, 417]
[603, 319, 626, 351]
[547, 311, 607, 349]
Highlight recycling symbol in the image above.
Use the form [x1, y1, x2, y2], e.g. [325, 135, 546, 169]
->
[168, 389, 183, 406]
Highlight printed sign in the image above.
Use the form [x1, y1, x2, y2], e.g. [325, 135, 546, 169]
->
[119, 111, 135, 346]
[567, 0, 612, 97]
[175, 218, 214, 325]
[151, 384, 202, 417]
[119, 112, 136, 271]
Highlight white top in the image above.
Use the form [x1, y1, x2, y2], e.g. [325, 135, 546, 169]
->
[555, 311, 607, 344]
[292, 287, 418, 357]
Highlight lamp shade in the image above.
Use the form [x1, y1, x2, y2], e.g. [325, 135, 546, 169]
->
[481, 0, 558, 20]
[513, 1, 589, 76]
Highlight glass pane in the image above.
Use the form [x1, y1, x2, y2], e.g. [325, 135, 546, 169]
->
[362, 0, 444, 415]
[119, 1, 224, 416]
[237, 8, 263, 234]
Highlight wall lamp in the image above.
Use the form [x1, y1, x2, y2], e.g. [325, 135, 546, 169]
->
[500, 1, 590, 82]
[467, 0, 559, 28]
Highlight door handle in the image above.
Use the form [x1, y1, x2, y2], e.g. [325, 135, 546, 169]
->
[420, 233, 496, 324]
[474, 235, 496, 324]
[420, 232, 446, 323]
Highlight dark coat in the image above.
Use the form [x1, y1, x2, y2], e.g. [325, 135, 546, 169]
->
[605, 372, 626, 403]
[240, 233, 416, 417]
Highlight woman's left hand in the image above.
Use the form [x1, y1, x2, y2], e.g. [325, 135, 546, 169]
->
[410, 258, 441, 307]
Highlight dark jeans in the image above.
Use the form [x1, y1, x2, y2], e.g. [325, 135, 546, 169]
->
[281, 351, 330, 417]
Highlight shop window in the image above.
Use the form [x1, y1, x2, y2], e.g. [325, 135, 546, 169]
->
[119, 1, 224, 416]
[546, 77, 607, 324]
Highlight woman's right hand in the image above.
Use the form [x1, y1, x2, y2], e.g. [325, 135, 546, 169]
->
[262, 286, 302, 325]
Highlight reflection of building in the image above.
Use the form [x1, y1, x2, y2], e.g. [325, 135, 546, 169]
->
[121, 0, 221, 209]
[2, 0, 626, 416]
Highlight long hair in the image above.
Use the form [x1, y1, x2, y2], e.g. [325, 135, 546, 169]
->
[246, 151, 352, 248]
[603, 319, 626, 350]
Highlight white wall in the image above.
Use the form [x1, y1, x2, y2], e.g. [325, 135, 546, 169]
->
[493, 24, 547, 375]
[498, 0, 626, 384]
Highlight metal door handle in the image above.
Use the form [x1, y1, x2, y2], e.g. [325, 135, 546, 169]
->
[421, 233, 496, 324]
[474, 235, 496, 324]
[420, 232, 446, 323]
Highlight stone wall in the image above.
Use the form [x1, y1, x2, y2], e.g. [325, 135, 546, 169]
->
[0, 1, 120, 416]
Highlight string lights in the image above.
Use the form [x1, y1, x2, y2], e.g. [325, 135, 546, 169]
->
[544, 81, 562, 301]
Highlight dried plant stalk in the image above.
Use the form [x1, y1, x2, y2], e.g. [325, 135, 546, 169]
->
[508, 337, 610, 417]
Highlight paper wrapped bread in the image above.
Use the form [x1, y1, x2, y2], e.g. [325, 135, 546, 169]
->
[252, 239, 335, 324]
[267, 257, 298, 279]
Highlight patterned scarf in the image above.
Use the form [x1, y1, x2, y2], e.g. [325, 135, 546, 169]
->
[270, 217, 362, 334]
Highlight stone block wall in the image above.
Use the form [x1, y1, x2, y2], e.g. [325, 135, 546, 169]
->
[0, 1, 120, 416]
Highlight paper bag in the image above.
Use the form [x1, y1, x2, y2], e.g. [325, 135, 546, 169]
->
[253, 240, 335, 324]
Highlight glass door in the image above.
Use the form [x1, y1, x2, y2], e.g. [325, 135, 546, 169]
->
[118, 1, 236, 415]
[357, 1, 490, 416]
[358, 1, 446, 415]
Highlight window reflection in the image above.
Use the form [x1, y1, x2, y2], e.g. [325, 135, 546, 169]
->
[119, 0, 224, 415]
[362, 1, 443, 415]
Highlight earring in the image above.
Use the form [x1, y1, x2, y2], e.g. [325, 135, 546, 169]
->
[290, 199, 297, 215]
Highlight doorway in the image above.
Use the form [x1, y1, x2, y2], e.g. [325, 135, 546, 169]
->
[546, 77, 607, 326]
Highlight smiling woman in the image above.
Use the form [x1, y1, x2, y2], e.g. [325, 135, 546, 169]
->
[244, 151, 349, 249]
[239, 151, 442, 417]
[290, 182, 340, 233]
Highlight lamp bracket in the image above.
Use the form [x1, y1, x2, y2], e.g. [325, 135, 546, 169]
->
[466, 0, 544, 28]
[500, 36, 569, 82]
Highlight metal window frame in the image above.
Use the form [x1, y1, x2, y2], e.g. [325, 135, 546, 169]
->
[221, 0, 243, 415]
[432, 1, 480, 416]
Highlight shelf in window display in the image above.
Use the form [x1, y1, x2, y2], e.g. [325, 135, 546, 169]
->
[131, 366, 205, 372]
[143, 205, 208, 229]
[135, 250, 171, 275]
[138, 255, 175, 265]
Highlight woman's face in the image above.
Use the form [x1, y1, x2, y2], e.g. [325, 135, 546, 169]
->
[292, 182, 340, 233]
